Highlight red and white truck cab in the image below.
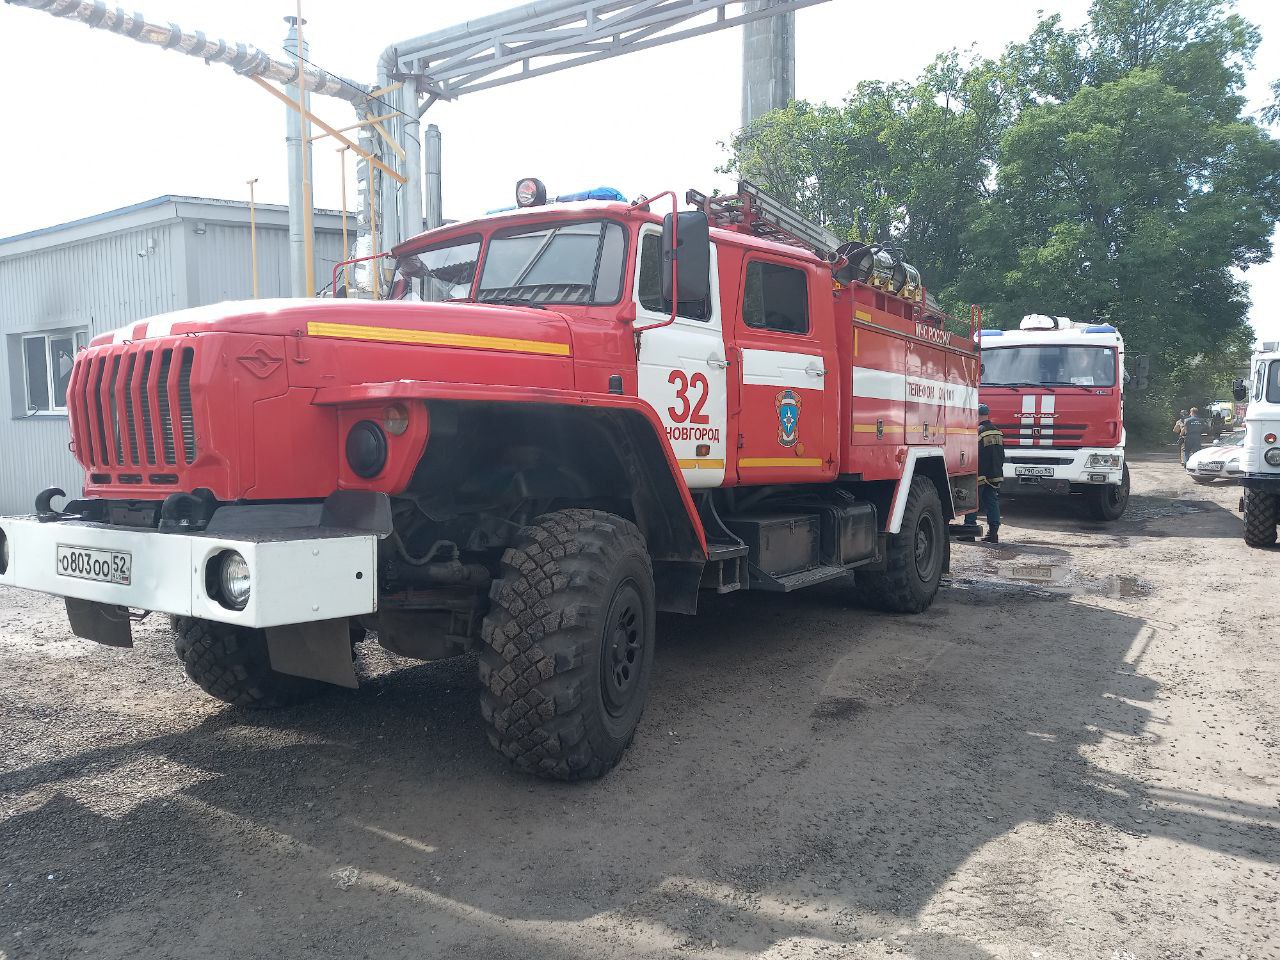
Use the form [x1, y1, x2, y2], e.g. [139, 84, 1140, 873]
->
[979, 315, 1132, 521]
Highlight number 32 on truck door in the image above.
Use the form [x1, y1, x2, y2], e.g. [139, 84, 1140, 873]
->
[634, 227, 728, 488]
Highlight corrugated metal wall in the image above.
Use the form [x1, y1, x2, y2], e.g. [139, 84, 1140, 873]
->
[187, 223, 346, 303]
[0, 221, 184, 514]
[0, 212, 346, 514]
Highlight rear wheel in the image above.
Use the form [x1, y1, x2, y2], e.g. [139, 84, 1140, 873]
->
[478, 509, 655, 780]
[853, 477, 945, 613]
[173, 617, 327, 708]
[1084, 464, 1130, 521]
[1243, 489, 1278, 548]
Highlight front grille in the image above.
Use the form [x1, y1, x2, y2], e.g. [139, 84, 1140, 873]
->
[1006, 455, 1074, 465]
[72, 343, 201, 472]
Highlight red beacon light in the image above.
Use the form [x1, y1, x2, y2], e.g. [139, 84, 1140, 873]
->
[515, 177, 548, 208]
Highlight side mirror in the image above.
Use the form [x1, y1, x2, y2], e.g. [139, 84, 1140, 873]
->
[661, 211, 710, 305]
[1130, 354, 1150, 391]
[1232, 378, 1248, 403]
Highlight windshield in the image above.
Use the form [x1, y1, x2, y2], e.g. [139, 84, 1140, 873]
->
[396, 235, 480, 302]
[477, 219, 626, 305]
[1221, 430, 1246, 447]
[981, 345, 1117, 388]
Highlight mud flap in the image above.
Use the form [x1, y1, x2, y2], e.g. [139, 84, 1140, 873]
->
[65, 598, 133, 648]
[265, 618, 359, 688]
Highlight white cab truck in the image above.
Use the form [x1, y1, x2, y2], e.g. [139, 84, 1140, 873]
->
[1233, 343, 1280, 547]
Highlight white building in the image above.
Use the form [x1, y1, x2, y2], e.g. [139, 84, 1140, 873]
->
[0, 196, 347, 514]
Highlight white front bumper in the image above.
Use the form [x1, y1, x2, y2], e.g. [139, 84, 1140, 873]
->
[1002, 447, 1124, 486]
[0, 516, 377, 628]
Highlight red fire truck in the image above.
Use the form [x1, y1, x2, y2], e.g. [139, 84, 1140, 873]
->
[0, 180, 980, 779]
[980, 315, 1138, 521]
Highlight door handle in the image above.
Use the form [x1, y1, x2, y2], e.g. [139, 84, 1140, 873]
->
[805, 362, 826, 378]
[706, 355, 730, 369]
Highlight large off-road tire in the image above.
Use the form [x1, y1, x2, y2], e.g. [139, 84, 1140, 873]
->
[1243, 488, 1278, 548]
[853, 477, 946, 614]
[173, 617, 326, 708]
[1084, 464, 1130, 521]
[478, 509, 656, 781]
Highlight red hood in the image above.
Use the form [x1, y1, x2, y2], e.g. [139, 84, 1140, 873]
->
[981, 386, 1123, 448]
[94, 298, 574, 357]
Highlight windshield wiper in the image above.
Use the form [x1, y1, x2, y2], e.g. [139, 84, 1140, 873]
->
[1043, 381, 1102, 390]
[473, 297, 547, 310]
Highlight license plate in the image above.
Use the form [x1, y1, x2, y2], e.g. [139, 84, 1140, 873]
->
[56, 544, 132, 585]
[1015, 466, 1055, 477]
[1203, 462, 1224, 471]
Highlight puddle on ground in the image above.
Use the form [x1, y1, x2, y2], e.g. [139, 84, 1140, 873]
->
[978, 561, 1150, 598]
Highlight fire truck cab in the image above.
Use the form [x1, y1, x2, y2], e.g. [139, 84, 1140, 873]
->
[0, 180, 980, 780]
[980, 315, 1133, 521]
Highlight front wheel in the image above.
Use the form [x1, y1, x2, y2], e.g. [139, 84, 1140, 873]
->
[478, 509, 656, 781]
[1243, 489, 1278, 548]
[173, 617, 327, 708]
[853, 477, 946, 614]
[1084, 464, 1130, 521]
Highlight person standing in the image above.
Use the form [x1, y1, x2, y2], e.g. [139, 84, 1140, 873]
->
[1182, 407, 1206, 464]
[967, 403, 1005, 543]
[1173, 410, 1188, 464]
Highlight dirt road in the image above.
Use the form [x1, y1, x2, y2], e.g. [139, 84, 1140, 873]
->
[2, 453, 1277, 960]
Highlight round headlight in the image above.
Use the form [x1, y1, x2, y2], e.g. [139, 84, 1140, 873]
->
[515, 177, 547, 208]
[1265, 447, 1280, 467]
[217, 551, 251, 610]
[346, 420, 388, 478]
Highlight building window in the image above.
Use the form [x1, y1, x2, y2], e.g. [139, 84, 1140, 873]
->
[742, 260, 809, 334]
[21, 330, 88, 414]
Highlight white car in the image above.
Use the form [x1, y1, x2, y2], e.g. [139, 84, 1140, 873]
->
[1186, 429, 1246, 483]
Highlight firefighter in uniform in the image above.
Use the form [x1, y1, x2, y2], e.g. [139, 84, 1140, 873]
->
[972, 403, 1005, 543]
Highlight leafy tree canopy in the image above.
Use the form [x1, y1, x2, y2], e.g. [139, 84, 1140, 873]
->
[723, 0, 1280, 438]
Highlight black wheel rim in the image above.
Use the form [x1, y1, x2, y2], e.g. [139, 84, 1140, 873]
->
[914, 511, 941, 583]
[601, 579, 646, 718]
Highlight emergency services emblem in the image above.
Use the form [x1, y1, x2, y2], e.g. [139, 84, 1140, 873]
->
[776, 389, 801, 447]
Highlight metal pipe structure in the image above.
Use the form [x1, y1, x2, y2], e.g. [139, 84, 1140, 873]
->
[6, 0, 371, 104]
[283, 17, 315, 298]
[424, 124, 443, 230]
[375, 0, 827, 251]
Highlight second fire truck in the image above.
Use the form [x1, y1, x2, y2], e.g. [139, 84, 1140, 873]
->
[980, 315, 1140, 521]
[0, 180, 981, 779]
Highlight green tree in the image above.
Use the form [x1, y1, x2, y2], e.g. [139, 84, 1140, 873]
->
[721, 51, 1011, 302]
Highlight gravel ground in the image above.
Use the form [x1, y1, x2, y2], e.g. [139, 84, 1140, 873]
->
[1, 453, 1277, 960]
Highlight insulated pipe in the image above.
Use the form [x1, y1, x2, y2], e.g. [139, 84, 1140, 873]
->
[7, 0, 371, 104]
[400, 77, 424, 242]
[283, 18, 313, 298]
[424, 124, 443, 230]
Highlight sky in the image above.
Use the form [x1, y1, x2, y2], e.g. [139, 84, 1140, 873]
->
[1, 0, 1277, 342]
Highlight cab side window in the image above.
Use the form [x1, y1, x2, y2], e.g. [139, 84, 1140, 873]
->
[637, 232, 709, 321]
[742, 260, 809, 334]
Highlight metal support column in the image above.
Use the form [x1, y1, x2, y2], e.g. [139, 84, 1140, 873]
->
[741, 0, 795, 127]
